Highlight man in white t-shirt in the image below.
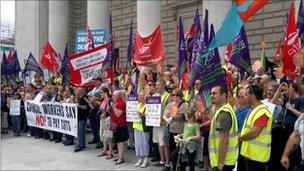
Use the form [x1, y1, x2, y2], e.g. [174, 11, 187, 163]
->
[281, 114, 304, 170]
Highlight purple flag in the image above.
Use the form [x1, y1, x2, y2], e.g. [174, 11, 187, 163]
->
[200, 24, 226, 91]
[298, 0, 304, 48]
[187, 8, 201, 59]
[109, 13, 115, 67]
[1, 51, 8, 76]
[22, 52, 44, 77]
[127, 19, 133, 69]
[189, 9, 209, 87]
[60, 44, 70, 86]
[228, 26, 252, 74]
[178, 17, 187, 79]
[10, 50, 21, 76]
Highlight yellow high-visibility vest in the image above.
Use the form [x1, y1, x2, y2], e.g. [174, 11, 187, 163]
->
[209, 103, 239, 167]
[133, 102, 145, 131]
[240, 104, 272, 163]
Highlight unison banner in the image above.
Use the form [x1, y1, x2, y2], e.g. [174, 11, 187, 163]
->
[145, 96, 161, 127]
[69, 43, 112, 86]
[126, 94, 139, 122]
[133, 25, 165, 66]
[25, 100, 78, 137]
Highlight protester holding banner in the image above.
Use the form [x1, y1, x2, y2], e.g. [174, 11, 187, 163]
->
[9, 93, 22, 136]
[152, 79, 171, 169]
[163, 88, 188, 171]
[74, 88, 90, 152]
[1, 89, 9, 134]
[50, 85, 63, 143]
[62, 87, 76, 146]
[111, 90, 128, 165]
[133, 93, 150, 168]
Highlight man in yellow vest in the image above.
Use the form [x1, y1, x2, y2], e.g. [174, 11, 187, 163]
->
[209, 85, 239, 171]
[239, 85, 272, 171]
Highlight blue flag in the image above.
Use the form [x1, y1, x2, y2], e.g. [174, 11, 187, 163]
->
[127, 19, 133, 69]
[228, 26, 253, 74]
[60, 44, 70, 86]
[22, 52, 44, 77]
[177, 17, 187, 79]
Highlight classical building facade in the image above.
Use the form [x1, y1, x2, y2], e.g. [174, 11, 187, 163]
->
[15, 0, 299, 68]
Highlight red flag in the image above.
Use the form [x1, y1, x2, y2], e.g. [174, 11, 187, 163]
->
[6, 50, 14, 65]
[181, 62, 190, 91]
[86, 26, 94, 50]
[224, 44, 233, 88]
[133, 25, 165, 66]
[283, 2, 301, 80]
[235, 0, 269, 22]
[40, 41, 59, 73]
[274, 38, 284, 63]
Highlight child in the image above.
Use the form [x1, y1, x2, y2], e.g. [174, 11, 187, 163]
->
[171, 110, 201, 171]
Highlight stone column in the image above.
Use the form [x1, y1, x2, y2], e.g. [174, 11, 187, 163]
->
[203, 0, 232, 59]
[87, 0, 109, 30]
[137, 0, 161, 73]
[49, 0, 69, 55]
[15, 1, 48, 68]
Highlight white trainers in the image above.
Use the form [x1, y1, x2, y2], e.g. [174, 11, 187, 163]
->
[140, 157, 149, 168]
[134, 159, 143, 167]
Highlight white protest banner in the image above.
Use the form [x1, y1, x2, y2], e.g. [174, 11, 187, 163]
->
[33, 91, 44, 102]
[145, 96, 161, 127]
[10, 100, 21, 116]
[69, 43, 112, 87]
[25, 100, 78, 137]
[126, 94, 140, 122]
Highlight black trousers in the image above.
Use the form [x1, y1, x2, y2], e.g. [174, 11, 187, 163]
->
[171, 147, 196, 171]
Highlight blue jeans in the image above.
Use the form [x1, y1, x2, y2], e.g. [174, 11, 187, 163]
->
[12, 116, 21, 134]
[88, 108, 100, 142]
[76, 120, 86, 149]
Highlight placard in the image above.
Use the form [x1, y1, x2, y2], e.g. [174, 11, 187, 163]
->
[10, 100, 21, 116]
[75, 29, 108, 53]
[145, 96, 161, 127]
[25, 100, 78, 137]
[126, 94, 140, 122]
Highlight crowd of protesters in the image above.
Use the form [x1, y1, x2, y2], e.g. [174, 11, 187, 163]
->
[1, 62, 304, 171]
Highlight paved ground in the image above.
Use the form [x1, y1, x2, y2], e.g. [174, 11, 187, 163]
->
[1, 131, 161, 170]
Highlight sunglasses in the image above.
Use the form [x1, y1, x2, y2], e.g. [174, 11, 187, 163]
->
[172, 94, 180, 97]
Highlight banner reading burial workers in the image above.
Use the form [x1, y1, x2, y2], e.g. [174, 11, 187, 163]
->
[69, 43, 113, 86]
[25, 100, 78, 137]
[145, 96, 162, 127]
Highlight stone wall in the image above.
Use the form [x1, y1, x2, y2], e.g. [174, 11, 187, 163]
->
[68, 0, 294, 67]
[245, 0, 290, 60]
[68, 0, 87, 53]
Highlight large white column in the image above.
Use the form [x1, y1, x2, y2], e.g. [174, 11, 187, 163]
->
[87, 0, 109, 30]
[137, 0, 161, 72]
[15, 1, 48, 68]
[49, 1, 69, 55]
[137, 0, 161, 37]
[203, 0, 232, 60]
